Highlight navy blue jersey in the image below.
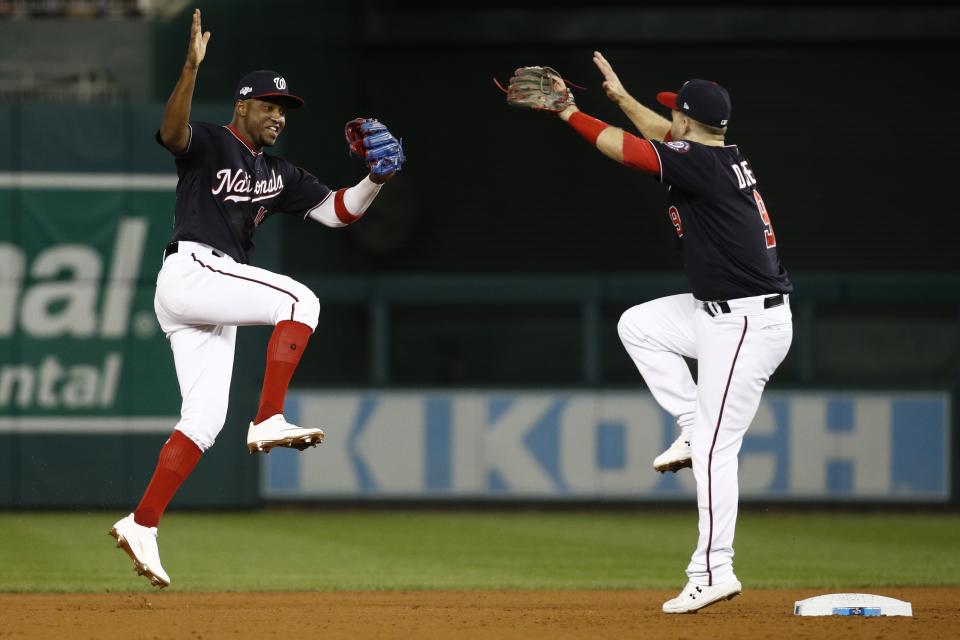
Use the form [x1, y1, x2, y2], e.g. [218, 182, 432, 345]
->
[649, 139, 793, 301]
[157, 122, 331, 263]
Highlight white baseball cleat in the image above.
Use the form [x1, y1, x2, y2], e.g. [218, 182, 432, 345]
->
[246, 414, 325, 453]
[108, 513, 171, 589]
[662, 579, 742, 613]
[653, 434, 692, 473]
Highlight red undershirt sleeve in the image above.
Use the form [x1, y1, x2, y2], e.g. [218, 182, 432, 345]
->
[622, 132, 661, 174]
[568, 111, 662, 174]
[568, 111, 607, 145]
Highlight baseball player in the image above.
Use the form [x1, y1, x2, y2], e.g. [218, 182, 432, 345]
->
[502, 54, 792, 612]
[109, 9, 404, 588]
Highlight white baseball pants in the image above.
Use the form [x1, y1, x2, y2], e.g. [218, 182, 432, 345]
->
[618, 293, 792, 585]
[153, 241, 320, 451]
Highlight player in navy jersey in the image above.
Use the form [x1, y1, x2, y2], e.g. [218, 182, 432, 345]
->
[109, 9, 404, 588]
[525, 52, 793, 612]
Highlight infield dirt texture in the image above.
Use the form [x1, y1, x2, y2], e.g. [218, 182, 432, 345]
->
[1, 511, 957, 639]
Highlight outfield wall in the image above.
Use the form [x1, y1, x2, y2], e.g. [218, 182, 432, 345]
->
[263, 390, 951, 502]
[0, 104, 264, 508]
[0, 104, 955, 508]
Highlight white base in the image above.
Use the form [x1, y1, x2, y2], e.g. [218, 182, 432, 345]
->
[794, 593, 912, 617]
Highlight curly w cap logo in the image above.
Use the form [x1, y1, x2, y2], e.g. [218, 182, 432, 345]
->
[273, 77, 287, 90]
[239, 86, 252, 96]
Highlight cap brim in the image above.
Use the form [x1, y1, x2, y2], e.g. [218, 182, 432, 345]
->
[656, 91, 678, 110]
[247, 92, 305, 108]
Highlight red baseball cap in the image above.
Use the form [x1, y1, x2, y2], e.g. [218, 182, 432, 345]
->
[657, 79, 731, 128]
[234, 70, 304, 109]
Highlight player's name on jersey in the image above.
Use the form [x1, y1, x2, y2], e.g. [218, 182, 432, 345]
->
[211, 167, 284, 203]
[0, 218, 145, 339]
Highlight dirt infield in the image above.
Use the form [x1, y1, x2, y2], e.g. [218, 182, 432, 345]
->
[1, 588, 956, 639]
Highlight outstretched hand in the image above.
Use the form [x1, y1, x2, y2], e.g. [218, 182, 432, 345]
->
[185, 8, 211, 70]
[593, 51, 628, 106]
[345, 118, 405, 183]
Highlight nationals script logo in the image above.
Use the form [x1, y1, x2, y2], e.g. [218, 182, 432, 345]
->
[211, 168, 284, 203]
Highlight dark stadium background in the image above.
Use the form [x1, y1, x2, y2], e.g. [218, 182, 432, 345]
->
[1, 0, 957, 507]
[144, 1, 960, 390]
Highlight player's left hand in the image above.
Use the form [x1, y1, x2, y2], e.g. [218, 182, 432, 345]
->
[345, 118, 405, 183]
[498, 66, 576, 113]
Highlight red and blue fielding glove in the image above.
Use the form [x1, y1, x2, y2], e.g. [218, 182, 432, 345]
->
[345, 118, 406, 178]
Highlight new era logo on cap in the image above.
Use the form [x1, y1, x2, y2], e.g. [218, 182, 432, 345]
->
[233, 70, 304, 108]
[656, 79, 732, 129]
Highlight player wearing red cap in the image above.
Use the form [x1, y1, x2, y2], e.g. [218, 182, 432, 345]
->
[514, 52, 793, 612]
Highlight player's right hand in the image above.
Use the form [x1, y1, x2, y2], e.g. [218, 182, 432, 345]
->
[593, 51, 627, 106]
[185, 8, 211, 70]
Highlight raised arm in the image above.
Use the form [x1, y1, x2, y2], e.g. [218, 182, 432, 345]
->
[305, 118, 405, 227]
[501, 64, 661, 173]
[592, 51, 671, 142]
[158, 9, 211, 153]
[558, 104, 661, 174]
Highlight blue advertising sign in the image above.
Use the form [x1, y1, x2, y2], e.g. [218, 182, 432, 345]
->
[264, 391, 951, 501]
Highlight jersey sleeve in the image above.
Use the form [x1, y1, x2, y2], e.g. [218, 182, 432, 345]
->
[649, 140, 718, 196]
[155, 121, 216, 160]
[273, 160, 332, 217]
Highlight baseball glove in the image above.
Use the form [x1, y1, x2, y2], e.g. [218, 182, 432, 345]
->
[497, 66, 576, 112]
[345, 118, 406, 178]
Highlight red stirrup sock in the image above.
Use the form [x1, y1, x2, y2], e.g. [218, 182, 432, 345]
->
[254, 320, 312, 424]
[133, 430, 202, 528]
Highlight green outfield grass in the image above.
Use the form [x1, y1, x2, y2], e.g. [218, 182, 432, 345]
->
[0, 510, 957, 592]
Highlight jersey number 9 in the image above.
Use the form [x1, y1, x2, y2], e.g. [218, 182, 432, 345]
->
[753, 190, 777, 249]
[668, 205, 684, 238]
